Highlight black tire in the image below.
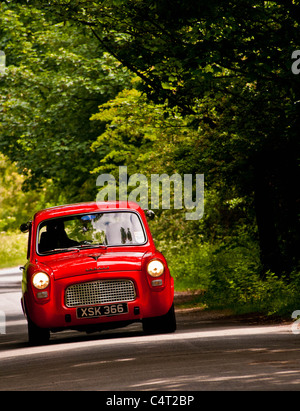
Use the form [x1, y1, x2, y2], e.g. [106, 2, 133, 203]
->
[142, 303, 176, 335]
[27, 318, 50, 346]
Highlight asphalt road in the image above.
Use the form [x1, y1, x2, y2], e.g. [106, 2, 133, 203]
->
[0, 267, 300, 392]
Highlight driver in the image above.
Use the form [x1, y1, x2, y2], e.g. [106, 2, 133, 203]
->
[39, 220, 79, 252]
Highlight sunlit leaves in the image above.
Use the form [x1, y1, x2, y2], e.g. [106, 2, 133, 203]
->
[0, 2, 131, 197]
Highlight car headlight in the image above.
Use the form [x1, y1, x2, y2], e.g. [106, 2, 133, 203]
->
[32, 272, 50, 290]
[147, 260, 164, 277]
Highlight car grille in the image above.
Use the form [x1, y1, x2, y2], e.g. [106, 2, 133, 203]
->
[65, 280, 136, 308]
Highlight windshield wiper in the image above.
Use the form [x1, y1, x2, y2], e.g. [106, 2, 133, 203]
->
[75, 244, 108, 250]
[41, 247, 80, 254]
[40, 244, 107, 255]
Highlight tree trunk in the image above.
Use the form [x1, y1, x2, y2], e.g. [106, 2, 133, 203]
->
[254, 157, 284, 276]
[253, 143, 300, 278]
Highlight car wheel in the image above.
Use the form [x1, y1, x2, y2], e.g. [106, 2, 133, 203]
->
[27, 318, 50, 346]
[142, 303, 176, 335]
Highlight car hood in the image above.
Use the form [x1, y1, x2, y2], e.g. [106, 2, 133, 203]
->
[40, 250, 147, 280]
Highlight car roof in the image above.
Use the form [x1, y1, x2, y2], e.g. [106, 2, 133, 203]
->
[33, 201, 143, 222]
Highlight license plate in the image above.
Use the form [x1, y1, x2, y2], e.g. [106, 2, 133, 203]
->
[76, 303, 128, 319]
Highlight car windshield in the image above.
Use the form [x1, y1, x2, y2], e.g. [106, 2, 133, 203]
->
[37, 211, 146, 254]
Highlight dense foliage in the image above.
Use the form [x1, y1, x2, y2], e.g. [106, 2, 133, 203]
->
[1, 0, 300, 315]
[0, 3, 131, 197]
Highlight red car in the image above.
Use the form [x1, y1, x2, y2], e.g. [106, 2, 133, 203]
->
[20, 201, 176, 345]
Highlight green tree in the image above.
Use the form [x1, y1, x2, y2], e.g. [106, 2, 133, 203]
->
[37, 0, 300, 276]
[0, 2, 132, 200]
[90, 87, 197, 174]
[0, 153, 59, 231]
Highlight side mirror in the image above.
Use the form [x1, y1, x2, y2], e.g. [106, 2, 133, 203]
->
[20, 221, 31, 233]
[145, 210, 155, 220]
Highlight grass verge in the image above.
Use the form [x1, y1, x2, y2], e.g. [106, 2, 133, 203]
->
[0, 231, 27, 269]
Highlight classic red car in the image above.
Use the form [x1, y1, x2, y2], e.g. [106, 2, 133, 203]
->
[20, 201, 176, 345]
